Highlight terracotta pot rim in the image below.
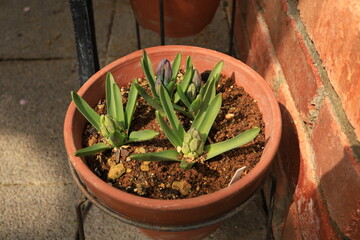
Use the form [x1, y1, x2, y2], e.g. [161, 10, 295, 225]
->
[64, 45, 281, 211]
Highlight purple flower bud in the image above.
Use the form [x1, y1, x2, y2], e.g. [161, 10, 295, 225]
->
[192, 69, 202, 91]
[164, 60, 172, 86]
[156, 59, 167, 79]
[156, 58, 172, 87]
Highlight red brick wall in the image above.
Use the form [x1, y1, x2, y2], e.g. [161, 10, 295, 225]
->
[229, 0, 360, 239]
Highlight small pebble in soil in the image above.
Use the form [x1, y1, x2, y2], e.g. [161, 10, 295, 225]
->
[135, 147, 146, 153]
[107, 157, 116, 167]
[172, 180, 192, 196]
[107, 163, 126, 180]
[140, 164, 150, 172]
[225, 113, 235, 119]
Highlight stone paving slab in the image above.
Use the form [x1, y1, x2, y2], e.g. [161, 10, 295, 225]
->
[0, 60, 78, 184]
[0, 184, 80, 240]
[0, 0, 113, 59]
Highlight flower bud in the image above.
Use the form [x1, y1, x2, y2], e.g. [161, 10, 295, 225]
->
[155, 77, 162, 96]
[100, 115, 125, 147]
[100, 115, 110, 138]
[181, 128, 204, 158]
[192, 69, 202, 91]
[190, 128, 202, 139]
[156, 58, 172, 87]
[186, 84, 196, 102]
[189, 138, 201, 152]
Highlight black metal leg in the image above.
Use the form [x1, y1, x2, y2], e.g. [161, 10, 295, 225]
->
[229, 0, 237, 56]
[69, 0, 100, 86]
[135, 21, 142, 50]
[75, 195, 93, 240]
[159, 0, 165, 45]
[261, 175, 276, 240]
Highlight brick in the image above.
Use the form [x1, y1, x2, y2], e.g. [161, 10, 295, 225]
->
[230, 0, 285, 91]
[290, 157, 342, 240]
[263, 0, 323, 121]
[276, 99, 301, 193]
[238, 0, 258, 44]
[298, 0, 360, 137]
[230, 0, 250, 61]
[311, 98, 360, 239]
[276, 83, 342, 239]
[269, 155, 294, 240]
[246, 13, 281, 90]
[277, 83, 313, 189]
[281, 203, 302, 240]
[293, 180, 342, 240]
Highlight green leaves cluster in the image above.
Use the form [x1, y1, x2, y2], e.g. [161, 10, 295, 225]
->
[71, 73, 159, 156]
[72, 50, 260, 170]
[130, 78, 260, 169]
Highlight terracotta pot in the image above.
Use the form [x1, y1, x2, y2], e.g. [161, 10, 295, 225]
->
[64, 45, 282, 240]
[130, 0, 221, 37]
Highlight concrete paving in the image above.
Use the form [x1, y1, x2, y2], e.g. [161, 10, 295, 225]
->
[0, 0, 267, 239]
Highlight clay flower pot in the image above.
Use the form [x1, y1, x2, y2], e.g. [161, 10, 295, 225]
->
[64, 45, 282, 240]
[130, 0, 221, 37]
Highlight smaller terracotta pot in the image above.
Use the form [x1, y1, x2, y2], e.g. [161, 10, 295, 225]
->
[130, 0, 221, 37]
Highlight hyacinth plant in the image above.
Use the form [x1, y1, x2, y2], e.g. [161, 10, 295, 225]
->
[71, 72, 159, 156]
[133, 51, 193, 118]
[129, 81, 260, 170]
[133, 50, 224, 119]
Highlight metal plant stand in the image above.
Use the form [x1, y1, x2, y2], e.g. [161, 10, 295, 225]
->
[69, 160, 276, 240]
[68, 0, 276, 239]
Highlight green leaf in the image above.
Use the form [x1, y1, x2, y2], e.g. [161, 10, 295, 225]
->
[173, 68, 194, 103]
[204, 127, 260, 160]
[176, 86, 191, 109]
[129, 149, 180, 162]
[127, 130, 159, 143]
[207, 61, 224, 84]
[191, 80, 216, 130]
[74, 142, 111, 156]
[186, 56, 193, 70]
[124, 79, 139, 130]
[172, 104, 194, 119]
[189, 95, 201, 115]
[180, 159, 196, 170]
[133, 82, 165, 116]
[196, 93, 222, 141]
[71, 91, 101, 132]
[199, 72, 216, 101]
[159, 85, 186, 140]
[171, 52, 182, 81]
[166, 81, 176, 98]
[214, 73, 221, 86]
[105, 73, 125, 128]
[210, 75, 218, 101]
[105, 73, 114, 117]
[141, 50, 157, 97]
[155, 111, 183, 147]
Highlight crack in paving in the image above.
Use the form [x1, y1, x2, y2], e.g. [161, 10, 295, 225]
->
[0, 57, 76, 62]
[0, 182, 75, 187]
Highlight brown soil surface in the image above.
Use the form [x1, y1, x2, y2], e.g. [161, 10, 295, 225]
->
[82, 73, 265, 199]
